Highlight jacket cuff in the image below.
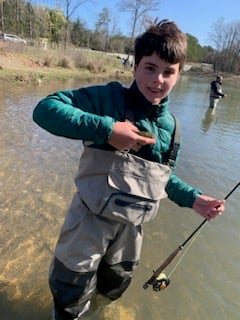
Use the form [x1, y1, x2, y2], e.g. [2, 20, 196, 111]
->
[184, 189, 202, 208]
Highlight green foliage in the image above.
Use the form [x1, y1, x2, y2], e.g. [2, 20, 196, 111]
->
[71, 19, 88, 47]
[186, 33, 204, 62]
[48, 9, 66, 47]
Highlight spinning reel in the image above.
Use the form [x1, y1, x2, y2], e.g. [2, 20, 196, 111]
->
[143, 272, 170, 292]
[152, 272, 170, 292]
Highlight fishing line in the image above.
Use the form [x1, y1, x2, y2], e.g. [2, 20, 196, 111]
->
[168, 224, 203, 278]
[143, 181, 240, 292]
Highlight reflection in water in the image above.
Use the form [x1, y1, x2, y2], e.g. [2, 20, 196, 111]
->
[201, 108, 217, 132]
[0, 77, 240, 320]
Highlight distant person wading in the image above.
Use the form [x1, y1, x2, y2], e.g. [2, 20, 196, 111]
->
[209, 75, 227, 109]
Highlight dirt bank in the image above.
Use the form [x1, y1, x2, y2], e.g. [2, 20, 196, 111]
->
[0, 45, 133, 85]
[0, 45, 238, 86]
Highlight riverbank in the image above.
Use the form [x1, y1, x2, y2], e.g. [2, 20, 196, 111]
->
[0, 43, 238, 86]
[0, 43, 133, 86]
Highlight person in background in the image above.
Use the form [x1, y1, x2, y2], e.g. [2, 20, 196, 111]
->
[33, 19, 225, 320]
[209, 75, 227, 109]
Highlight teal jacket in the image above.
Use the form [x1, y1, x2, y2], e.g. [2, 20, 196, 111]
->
[33, 81, 201, 207]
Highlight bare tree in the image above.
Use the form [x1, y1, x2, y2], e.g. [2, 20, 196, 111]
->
[95, 8, 111, 51]
[0, 0, 4, 32]
[25, 0, 34, 40]
[15, 0, 23, 33]
[209, 18, 240, 73]
[118, 0, 161, 60]
[61, 0, 92, 49]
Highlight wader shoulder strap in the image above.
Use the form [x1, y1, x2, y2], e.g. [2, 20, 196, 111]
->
[168, 114, 181, 168]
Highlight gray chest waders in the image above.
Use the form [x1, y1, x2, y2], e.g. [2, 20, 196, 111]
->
[49, 115, 181, 319]
[74, 116, 181, 226]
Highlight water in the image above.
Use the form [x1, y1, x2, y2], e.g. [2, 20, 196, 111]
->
[0, 76, 239, 320]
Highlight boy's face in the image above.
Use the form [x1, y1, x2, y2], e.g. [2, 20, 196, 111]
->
[134, 53, 180, 104]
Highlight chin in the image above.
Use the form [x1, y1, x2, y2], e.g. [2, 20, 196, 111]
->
[151, 100, 161, 104]
[148, 96, 162, 104]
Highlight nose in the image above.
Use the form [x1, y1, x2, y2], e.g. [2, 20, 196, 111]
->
[153, 72, 164, 84]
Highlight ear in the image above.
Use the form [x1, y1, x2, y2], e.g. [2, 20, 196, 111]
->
[172, 73, 180, 88]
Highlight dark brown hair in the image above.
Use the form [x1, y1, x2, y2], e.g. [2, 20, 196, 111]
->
[134, 19, 188, 71]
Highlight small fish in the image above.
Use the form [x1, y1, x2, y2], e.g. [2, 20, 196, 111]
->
[136, 131, 155, 138]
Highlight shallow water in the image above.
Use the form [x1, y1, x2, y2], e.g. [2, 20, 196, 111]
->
[0, 76, 239, 320]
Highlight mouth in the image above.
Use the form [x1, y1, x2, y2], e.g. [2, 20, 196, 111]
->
[148, 87, 163, 94]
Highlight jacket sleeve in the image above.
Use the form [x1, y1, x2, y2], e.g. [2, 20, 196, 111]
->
[165, 173, 202, 208]
[32, 89, 115, 144]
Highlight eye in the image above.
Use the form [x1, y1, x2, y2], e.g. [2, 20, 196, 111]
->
[164, 69, 176, 76]
[145, 65, 155, 72]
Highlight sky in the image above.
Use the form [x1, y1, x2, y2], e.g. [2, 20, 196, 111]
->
[35, 0, 240, 46]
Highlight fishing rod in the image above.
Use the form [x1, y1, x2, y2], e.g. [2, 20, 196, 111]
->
[143, 181, 240, 292]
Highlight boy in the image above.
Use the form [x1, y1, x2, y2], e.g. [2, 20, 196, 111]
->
[33, 20, 225, 320]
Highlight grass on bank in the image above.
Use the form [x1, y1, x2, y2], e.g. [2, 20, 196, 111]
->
[0, 42, 133, 85]
[1, 42, 237, 86]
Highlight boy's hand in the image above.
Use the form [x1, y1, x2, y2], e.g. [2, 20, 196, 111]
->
[108, 121, 156, 152]
[193, 195, 225, 220]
